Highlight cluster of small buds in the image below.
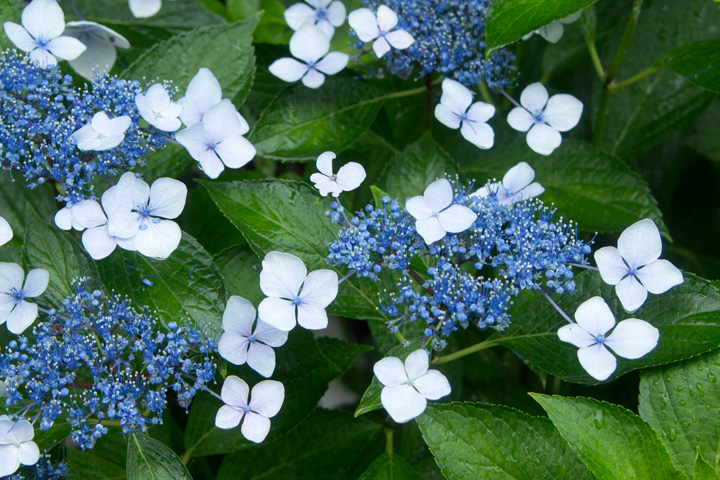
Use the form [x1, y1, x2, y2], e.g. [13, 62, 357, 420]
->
[356, 0, 516, 87]
[327, 177, 592, 349]
[0, 50, 173, 202]
[0, 279, 217, 450]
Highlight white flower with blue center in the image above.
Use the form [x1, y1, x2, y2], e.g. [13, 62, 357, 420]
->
[284, 0, 347, 39]
[215, 376, 285, 444]
[106, 173, 187, 260]
[310, 151, 366, 197]
[3, 0, 86, 68]
[257, 251, 338, 331]
[434, 78, 496, 150]
[0, 263, 48, 334]
[269, 24, 349, 89]
[348, 5, 414, 58]
[72, 112, 132, 151]
[218, 296, 288, 378]
[374, 349, 451, 423]
[135, 84, 183, 132]
[129, 0, 161, 18]
[0, 217, 12, 247]
[0, 416, 40, 477]
[473, 162, 544, 205]
[558, 296, 659, 381]
[507, 82, 583, 156]
[64, 21, 130, 80]
[406, 178, 477, 245]
[594, 219, 683, 312]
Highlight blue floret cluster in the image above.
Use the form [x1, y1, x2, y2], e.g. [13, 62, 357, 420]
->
[327, 180, 592, 350]
[360, 0, 516, 87]
[0, 279, 217, 450]
[0, 50, 172, 205]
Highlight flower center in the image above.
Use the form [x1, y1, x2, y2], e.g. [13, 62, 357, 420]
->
[431, 211, 440, 218]
[10, 287, 24, 303]
[532, 110, 545, 124]
[242, 405, 251, 413]
[292, 296, 302, 305]
[316, 8, 328, 20]
[628, 267, 638, 275]
[595, 333, 606, 344]
[249, 335, 256, 342]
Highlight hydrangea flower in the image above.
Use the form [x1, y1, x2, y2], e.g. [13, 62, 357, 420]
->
[106, 172, 187, 260]
[175, 100, 256, 179]
[73, 186, 137, 260]
[348, 5, 414, 58]
[284, 0, 347, 39]
[2, 0, 86, 68]
[0, 263, 48, 334]
[129, 0, 161, 18]
[135, 84, 183, 132]
[434, 78, 495, 149]
[218, 296, 288, 378]
[268, 24, 349, 89]
[374, 350, 450, 423]
[507, 82, 583, 155]
[0, 217, 12, 246]
[178, 68, 223, 127]
[558, 296, 659, 381]
[310, 151, 366, 197]
[64, 21, 130, 80]
[71, 112, 132, 151]
[215, 376, 285, 444]
[257, 251, 338, 331]
[594, 219, 683, 312]
[406, 178, 477, 244]
[0, 416, 40, 477]
[473, 162, 544, 205]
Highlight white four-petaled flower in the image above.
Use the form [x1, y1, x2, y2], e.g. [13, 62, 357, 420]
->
[374, 349, 451, 423]
[0, 217, 12, 247]
[472, 162, 544, 205]
[269, 24, 349, 89]
[218, 296, 288, 378]
[558, 296, 659, 381]
[310, 151, 366, 197]
[0, 263, 48, 334]
[434, 78, 495, 149]
[594, 219, 683, 312]
[129, 0, 161, 18]
[284, 0, 347, 39]
[64, 21, 130, 80]
[3, 0, 86, 68]
[72, 112, 131, 151]
[136, 84, 183, 132]
[406, 178, 477, 245]
[72, 188, 136, 260]
[214, 376, 284, 444]
[0, 416, 40, 477]
[257, 251, 338, 331]
[177, 68, 222, 127]
[507, 82, 583, 156]
[348, 5, 414, 58]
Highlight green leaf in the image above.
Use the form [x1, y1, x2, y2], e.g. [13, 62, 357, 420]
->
[96, 232, 226, 336]
[66, 449, 126, 480]
[693, 450, 720, 480]
[686, 100, 720, 167]
[416, 402, 594, 480]
[377, 133, 459, 203]
[71, 0, 225, 28]
[662, 39, 720, 94]
[33, 423, 70, 451]
[639, 350, 720, 477]
[485, 0, 600, 54]
[0, 0, 23, 49]
[184, 330, 366, 457]
[22, 205, 101, 306]
[356, 344, 417, 417]
[202, 179, 389, 322]
[532, 394, 687, 480]
[462, 140, 668, 237]
[248, 76, 387, 160]
[214, 244, 264, 305]
[488, 271, 720, 384]
[215, 410, 384, 479]
[0, 175, 56, 241]
[127, 433, 192, 480]
[358, 453, 421, 480]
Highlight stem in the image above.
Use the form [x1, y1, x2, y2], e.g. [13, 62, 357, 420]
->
[609, 64, 663, 92]
[66, 0, 85, 20]
[408, 267, 434, 295]
[541, 291, 573, 325]
[593, 88, 611, 146]
[424, 74, 434, 131]
[478, 81, 494, 105]
[605, 0, 644, 83]
[101, 174, 115, 186]
[569, 263, 599, 271]
[393, 330, 407, 344]
[384, 426, 394, 456]
[338, 270, 357, 285]
[500, 90, 522, 109]
[431, 339, 499, 365]
[583, 26, 605, 80]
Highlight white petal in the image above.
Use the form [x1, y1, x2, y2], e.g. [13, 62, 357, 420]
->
[65, 21, 130, 48]
[45, 36, 87, 61]
[0, 218, 11, 246]
[22, 0, 65, 41]
[260, 251, 307, 298]
[299, 269, 338, 308]
[376, 5, 398, 31]
[202, 100, 246, 143]
[636, 260, 683, 295]
[373, 357, 408, 387]
[557, 323, 597, 349]
[516, 182, 544, 201]
[269, 57, 310, 83]
[326, 2, 346, 26]
[0, 295, 14, 324]
[543, 94, 583, 132]
[348, 8, 380, 42]
[133, 219, 181, 260]
[241, 411, 271, 443]
[405, 196, 432, 221]
[17, 441, 39, 466]
[129, 0, 162, 18]
[72, 200, 107, 229]
[372, 36, 391, 58]
[116, 172, 150, 210]
[296, 302, 328, 330]
[507, 106, 534, 132]
[54, 206, 75, 231]
[301, 69, 326, 89]
[72, 123, 101, 151]
[415, 217, 446, 244]
[0, 444, 21, 477]
[311, 174, 340, 197]
[221, 375, 249, 407]
[424, 178, 453, 213]
[381, 384, 427, 423]
[438, 205, 477, 233]
[434, 104, 462, 130]
[594, 247, 629, 285]
[615, 275, 648, 312]
[335, 162, 366, 191]
[526, 123, 562, 156]
[0, 263, 24, 293]
[29, 48, 57, 68]
[82, 226, 117, 260]
[247, 342, 277, 378]
[223, 295, 256, 337]
[7, 300, 38, 334]
[537, 22, 564, 43]
[315, 52, 349, 75]
[257, 297, 297, 331]
[413, 370, 451, 400]
[215, 405, 243, 429]
[253, 320, 288, 348]
[577, 344, 617, 381]
[404, 349, 429, 380]
[617, 219, 662, 269]
[502, 162, 534, 194]
[465, 101, 495, 124]
[106, 210, 140, 240]
[179, 68, 222, 127]
[316, 151, 335, 176]
[574, 296, 615, 337]
[284, 3, 317, 31]
[315, 20, 335, 39]
[214, 135, 256, 169]
[249, 380, 284, 417]
[101, 184, 129, 219]
[520, 82, 549, 112]
[605, 318, 659, 359]
[149, 178, 187, 219]
[384, 29, 414, 50]
[290, 24, 330, 63]
[218, 333, 250, 365]
[460, 120, 494, 149]
[3, 22, 37, 52]
[22, 269, 48, 297]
